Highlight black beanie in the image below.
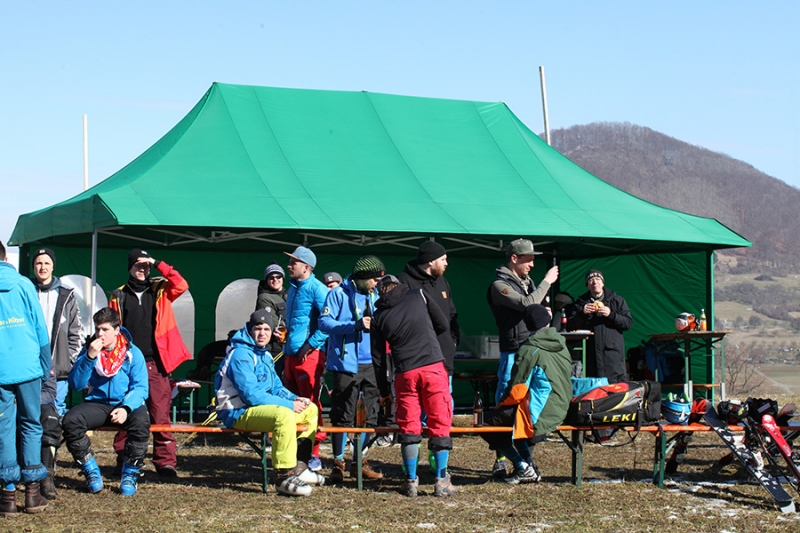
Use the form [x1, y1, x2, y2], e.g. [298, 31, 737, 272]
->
[585, 269, 604, 285]
[31, 247, 56, 269]
[417, 241, 447, 264]
[128, 248, 153, 270]
[352, 255, 386, 280]
[248, 308, 275, 332]
[523, 304, 552, 333]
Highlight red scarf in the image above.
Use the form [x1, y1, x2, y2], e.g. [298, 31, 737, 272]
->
[95, 334, 129, 378]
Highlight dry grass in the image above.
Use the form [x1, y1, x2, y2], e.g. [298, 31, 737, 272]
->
[7, 414, 800, 533]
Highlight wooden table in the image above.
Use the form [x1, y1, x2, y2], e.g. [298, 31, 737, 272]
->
[647, 330, 731, 399]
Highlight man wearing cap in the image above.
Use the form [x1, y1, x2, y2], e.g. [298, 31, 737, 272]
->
[567, 270, 633, 384]
[322, 272, 343, 290]
[486, 238, 558, 477]
[319, 255, 386, 483]
[283, 246, 329, 471]
[109, 248, 192, 478]
[0, 241, 51, 516]
[480, 304, 573, 484]
[255, 262, 288, 378]
[30, 247, 83, 499]
[215, 308, 324, 496]
[397, 241, 460, 381]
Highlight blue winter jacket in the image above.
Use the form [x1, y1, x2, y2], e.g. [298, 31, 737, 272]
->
[319, 277, 376, 373]
[284, 274, 329, 356]
[68, 327, 149, 412]
[0, 261, 51, 386]
[215, 327, 298, 428]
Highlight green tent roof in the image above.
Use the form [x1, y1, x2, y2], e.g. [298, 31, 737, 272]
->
[10, 82, 749, 255]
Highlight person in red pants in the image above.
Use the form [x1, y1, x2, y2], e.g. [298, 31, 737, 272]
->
[283, 246, 329, 471]
[109, 249, 192, 478]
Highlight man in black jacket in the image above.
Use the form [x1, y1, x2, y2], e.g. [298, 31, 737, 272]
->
[397, 241, 460, 378]
[566, 270, 633, 384]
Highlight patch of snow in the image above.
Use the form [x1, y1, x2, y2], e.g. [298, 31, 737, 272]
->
[416, 523, 437, 529]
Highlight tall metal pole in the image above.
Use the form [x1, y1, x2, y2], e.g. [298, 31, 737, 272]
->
[83, 114, 98, 314]
[539, 66, 551, 146]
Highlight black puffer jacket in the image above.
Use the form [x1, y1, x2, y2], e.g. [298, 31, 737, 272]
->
[397, 262, 460, 374]
[372, 283, 448, 396]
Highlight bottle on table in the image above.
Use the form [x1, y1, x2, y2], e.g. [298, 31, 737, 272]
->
[561, 313, 567, 331]
[699, 309, 707, 331]
[356, 391, 367, 427]
[473, 391, 484, 427]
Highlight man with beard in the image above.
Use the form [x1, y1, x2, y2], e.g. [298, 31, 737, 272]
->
[319, 255, 386, 483]
[567, 270, 633, 384]
[109, 249, 192, 478]
[486, 238, 558, 478]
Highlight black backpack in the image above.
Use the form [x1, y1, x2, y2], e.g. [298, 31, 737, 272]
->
[565, 380, 662, 428]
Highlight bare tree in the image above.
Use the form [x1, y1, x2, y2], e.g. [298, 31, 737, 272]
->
[722, 344, 766, 395]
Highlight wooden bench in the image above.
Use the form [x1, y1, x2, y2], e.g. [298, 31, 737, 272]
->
[98, 421, 765, 493]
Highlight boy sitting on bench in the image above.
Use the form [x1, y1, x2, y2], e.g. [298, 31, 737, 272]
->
[63, 307, 149, 496]
[215, 308, 324, 496]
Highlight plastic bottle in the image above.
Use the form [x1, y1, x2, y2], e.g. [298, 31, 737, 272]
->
[356, 391, 367, 427]
[473, 391, 484, 427]
[560, 313, 567, 332]
[699, 309, 707, 332]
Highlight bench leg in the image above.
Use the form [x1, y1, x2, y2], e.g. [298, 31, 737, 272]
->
[261, 433, 269, 494]
[571, 430, 583, 487]
[355, 432, 364, 492]
[653, 427, 666, 489]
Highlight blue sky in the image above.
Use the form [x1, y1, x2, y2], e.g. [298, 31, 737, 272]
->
[1, 2, 798, 256]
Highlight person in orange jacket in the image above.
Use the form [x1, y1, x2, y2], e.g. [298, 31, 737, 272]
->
[109, 248, 191, 478]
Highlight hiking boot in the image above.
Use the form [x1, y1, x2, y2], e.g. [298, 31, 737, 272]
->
[375, 434, 393, 448]
[23, 482, 48, 513]
[504, 464, 541, 484]
[276, 475, 312, 497]
[329, 458, 346, 484]
[120, 462, 142, 497]
[40, 470, 57, 501]
[400, 477, 419, 498]
[433, 473, 458, 497]
[0, 489, 17, 518]
[307, 455, 322, 472]
[350, 459, 383, 480]
[79, 455, 104, 493]
[491, 459, 508, 479]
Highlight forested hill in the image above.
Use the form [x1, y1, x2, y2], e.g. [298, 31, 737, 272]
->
[549, 122, 800, 267]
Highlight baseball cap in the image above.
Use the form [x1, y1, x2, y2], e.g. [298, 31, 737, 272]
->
[506, 238, 542, 257]
[284, 246, 317, 269]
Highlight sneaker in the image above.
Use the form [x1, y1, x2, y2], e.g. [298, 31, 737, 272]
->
[504, 464, 541, 484]
[297, 467, 326, 486]
[307, 456, 323, 472]
[433, 473, 458, 497]
[491, 459, 508, 479]
[329, 458, 345, 484]
[350, 459, 384, 480]
[400, 477, 419, 498]
[375, 435, 393, 448]
[276, 475, 312, 497]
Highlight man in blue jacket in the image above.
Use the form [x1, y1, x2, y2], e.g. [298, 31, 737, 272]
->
[283, 246, 329, 470]
[320, 255, 385, 483]
[216, 308, 324, 496]
[63, 307, 150, 496]
[0, 241, 51, 516]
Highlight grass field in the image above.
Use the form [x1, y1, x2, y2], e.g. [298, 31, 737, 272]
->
[8, 413, 800, 533]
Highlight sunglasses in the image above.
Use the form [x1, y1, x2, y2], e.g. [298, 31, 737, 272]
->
[267, 275, 283, 280]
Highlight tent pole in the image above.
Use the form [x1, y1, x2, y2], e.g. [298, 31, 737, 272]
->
[90, 230, 98, 316]
[539, 66, 551, 146]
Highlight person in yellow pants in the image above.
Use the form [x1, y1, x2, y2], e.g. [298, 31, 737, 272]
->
[215, 308, 325, 496]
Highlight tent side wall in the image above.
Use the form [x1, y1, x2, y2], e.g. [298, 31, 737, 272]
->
[20, 241, 716, 402]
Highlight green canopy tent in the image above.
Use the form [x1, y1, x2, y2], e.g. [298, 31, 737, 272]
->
[11, 82, 750, 397]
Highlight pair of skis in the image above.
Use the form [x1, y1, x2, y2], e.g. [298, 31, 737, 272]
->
[702, 402, 798, 514]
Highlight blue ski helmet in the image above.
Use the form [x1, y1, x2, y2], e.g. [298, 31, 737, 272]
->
[662, 399, 692, 425]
